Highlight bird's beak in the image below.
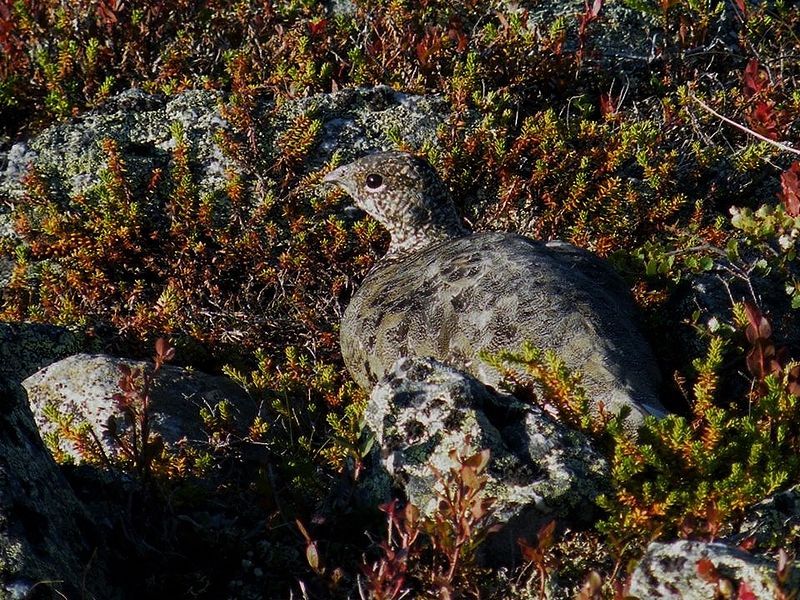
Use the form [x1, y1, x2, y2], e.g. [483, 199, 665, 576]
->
[322, 164, 348, 185]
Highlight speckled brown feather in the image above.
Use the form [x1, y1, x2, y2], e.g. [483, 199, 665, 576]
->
[324, 151, 467, 259]
[326, 152, 665, 425]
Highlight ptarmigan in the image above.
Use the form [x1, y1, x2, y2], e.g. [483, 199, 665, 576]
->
[324, 151, 666, 426]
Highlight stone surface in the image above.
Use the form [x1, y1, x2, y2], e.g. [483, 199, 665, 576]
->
[671, 264, 800, 362]
[0, 86, 452, 208]
[0, 88, 230, 204]
[629, 539, 799, 600]
[329, 152, 665, 428]
[0, 322, 90, 385]
[23, 353, 256, 463]
[727, 484, 800, 553]
[515, 0, 741, 89]
[0, 379, 115, 599]
[283, 85, 453, 168]
[364, 356, 608, 564]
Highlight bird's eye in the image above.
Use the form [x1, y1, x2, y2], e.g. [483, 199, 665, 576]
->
[365, 173, 384, 190]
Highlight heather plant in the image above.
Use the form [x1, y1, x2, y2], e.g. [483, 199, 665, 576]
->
[41, 400, 108, 466]
[361, 448, 499, 600]
[2, 124, 373, 363]
[107, 336, 176, 478]
[486, 301, 800, 563]
[223, 345, 369, 492]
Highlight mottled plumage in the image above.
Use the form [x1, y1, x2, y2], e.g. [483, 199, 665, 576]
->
[325, 151, 665, 425]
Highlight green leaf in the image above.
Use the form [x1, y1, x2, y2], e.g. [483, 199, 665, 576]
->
[698, 256, 714, 271]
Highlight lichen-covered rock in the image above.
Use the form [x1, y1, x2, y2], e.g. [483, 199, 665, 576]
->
[0, 322, 90, 384]
[0, 86, 453, 209]
[671, 265, 800, 361]
[517, 0, 740, 89]
[629, 540, 799, 600]
[277, 85, 454, 169]
[0, 88, 230, 203]
[23, 353, 255, 463]
[364, 356, 608, 564]
[0, 379, 115, 599]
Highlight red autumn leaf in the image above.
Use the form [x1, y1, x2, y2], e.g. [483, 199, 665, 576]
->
[600, 93, 618, 117]
[309, 18, 327, 37]
[155, 337, 175, 362]
[744, 302, 772, 343]
[778, 162, 800, 217]
[96, 0, 119, 25]
[462, 448, 491, 473]
[753, 345, 782, 380]
[737, 580, 757, 600]
[748, 101, 780, 140]
[578, 0, 603, 32]
[738, 536, 757, 552]
[379, 499, 399, 518]
[537, 519, 556, 548]
[448, 27, 468, 52]
[787, 365, 800, 397]
[517, 537, 543, 562]
[305, 539, 320, 571]
[777, 548, 790, 581]
[696, 557, 720, 583]
[743, 59, 767, 97]
[734, 0, 746, 15]
[416, 28, 441, 68]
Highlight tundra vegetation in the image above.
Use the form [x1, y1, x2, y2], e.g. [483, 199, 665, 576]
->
[2, 0, 800, 597]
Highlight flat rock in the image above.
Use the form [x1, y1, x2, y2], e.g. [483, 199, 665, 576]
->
[727, 484, 800, 553]
[23, 353, 255, 463]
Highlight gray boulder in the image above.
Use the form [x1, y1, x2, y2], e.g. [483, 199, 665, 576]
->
[671, 265, 800, 362]
[0, 88, 230, 204]
[0, 379, 116, 599]
[23, 353, 255, 464]
[291, 85, 453, 167]
[363, 356, 608, 564]
[629, 539, 799, 600]
[0, 86, 453, 210]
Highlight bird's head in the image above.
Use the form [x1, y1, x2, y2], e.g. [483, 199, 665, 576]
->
[323, 151, 468, 257]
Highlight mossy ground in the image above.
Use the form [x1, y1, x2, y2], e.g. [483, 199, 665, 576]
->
[2, 0, 800, 597]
